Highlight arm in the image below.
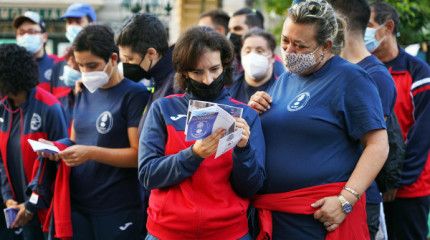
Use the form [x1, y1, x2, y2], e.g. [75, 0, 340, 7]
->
[395, 82, 430, 187]
[138, 101, 207, 190]
[58, 126, 139, 168]
[230, 112, 266, 198]
[0, 155, 14, 204]
[312, 129, 389, 232]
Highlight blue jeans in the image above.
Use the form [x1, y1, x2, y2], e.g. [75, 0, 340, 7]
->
[145, 232, 252, 240]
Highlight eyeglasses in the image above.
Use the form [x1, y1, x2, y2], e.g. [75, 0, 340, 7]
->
[291, 0, 322, 15]
[17, 29, 42, 36]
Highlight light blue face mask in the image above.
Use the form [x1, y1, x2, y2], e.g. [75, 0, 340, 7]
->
[62, 65, 81, 87]
[16, 34, 42, 54]
[364, 24, 386, 53]
[65, 25, 83, 43]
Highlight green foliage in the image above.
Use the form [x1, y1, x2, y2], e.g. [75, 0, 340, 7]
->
[262, 0, 430, 46]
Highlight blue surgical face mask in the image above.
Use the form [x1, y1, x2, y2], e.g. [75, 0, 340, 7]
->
[16, 34, 42, 54]
[364, 24, 386, 53]
[65, 25, 83, 43]
[62, 65, 81, 87]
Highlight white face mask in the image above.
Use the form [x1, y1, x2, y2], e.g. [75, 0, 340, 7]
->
[241, 52, 271, 80]
[62, 65, 82, 87]
[65, 25, 84, 43]
[364, 24, 386, 53]
[81, 59, 112, 93]
[16, 34, 42, 54]
[281, 46, 321, 75]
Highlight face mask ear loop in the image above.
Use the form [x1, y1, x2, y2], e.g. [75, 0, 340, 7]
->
[310, 52, 325, 74]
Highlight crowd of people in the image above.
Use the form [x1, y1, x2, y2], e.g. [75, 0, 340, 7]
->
[0, 0, 429, 239]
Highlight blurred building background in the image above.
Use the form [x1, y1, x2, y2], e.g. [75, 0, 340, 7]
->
[0, 0, 258, 56]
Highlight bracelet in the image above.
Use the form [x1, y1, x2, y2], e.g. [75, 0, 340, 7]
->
[343, 186, 361, 200]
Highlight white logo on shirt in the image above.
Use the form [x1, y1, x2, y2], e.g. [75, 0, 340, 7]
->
[44, 69, 52, 81]
[287, 92, 310, 112]
[30, 113, 42, 131]
[0, 117, 3, 123]
[96, 111, 113, 134]
[119, 222, 133, 231]
[170, 114, 187, 121]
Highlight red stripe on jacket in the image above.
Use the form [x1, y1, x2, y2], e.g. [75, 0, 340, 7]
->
[43, 142, 72, 240]
[251, 182, 369, 240]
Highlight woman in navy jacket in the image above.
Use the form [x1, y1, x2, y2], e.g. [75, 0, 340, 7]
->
[138, 26, 266, 240]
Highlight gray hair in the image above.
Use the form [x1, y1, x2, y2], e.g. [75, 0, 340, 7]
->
[288, 0, 345, 55]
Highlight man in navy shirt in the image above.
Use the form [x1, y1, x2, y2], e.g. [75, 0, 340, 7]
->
[368, 2, 430, 239]
[13, 11, 56, 93]
[328, 0, 397, 239]
[50, 3, 97, 128]
[115, 13, 182, 132]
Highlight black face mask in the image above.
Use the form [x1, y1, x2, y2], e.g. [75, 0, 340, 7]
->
[229, 33, 242, 57]
[123, 58, 152, 82]
[187, 72, 225, 101]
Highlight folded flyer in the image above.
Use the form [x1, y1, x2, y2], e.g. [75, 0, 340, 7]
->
[27, 139, 59, 154]
[185, 100, 244, 158]
[3, 207, 18, 229]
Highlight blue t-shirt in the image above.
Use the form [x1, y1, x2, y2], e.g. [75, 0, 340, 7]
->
[228, 72, 278, 104]
[71, 79, 150, 215]
[260, 56, 386, 239]
[358, 55, 397, 204]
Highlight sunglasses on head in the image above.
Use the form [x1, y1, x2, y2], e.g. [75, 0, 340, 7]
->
[291, 0, 322, 15]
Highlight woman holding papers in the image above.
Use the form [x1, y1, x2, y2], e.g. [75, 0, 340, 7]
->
[0, 44, 68, 239]
[248, 0, 389, 239]
[138, 26, 265, 240]
[38, 25, 150, 239]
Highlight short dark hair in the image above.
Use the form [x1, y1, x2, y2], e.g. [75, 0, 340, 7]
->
[115, 13, 169, 58]
[233, 8, 264, 29]
[172, 26, 235, 90]
[0, 44, 39, 95]
[199, 9, 230, 34]
[73, 25, 119, 63]
[242, 28, 277, 52]
[369, 1, 399, 36]
[328, 0, 370, 35]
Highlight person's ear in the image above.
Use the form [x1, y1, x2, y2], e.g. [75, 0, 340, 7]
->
[322, 39, 333, 54]
[41, 32, 48, 44]
[146, 48, 159, 61]
[110, 52, 119, 66]
[384, 19, 395, 35]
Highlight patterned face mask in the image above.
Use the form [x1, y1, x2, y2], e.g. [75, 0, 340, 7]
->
[281, 45, 322, 75]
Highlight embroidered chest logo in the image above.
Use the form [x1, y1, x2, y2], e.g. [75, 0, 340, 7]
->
[44, 69, 52, 81]
[287, 92, 310, 112]
[30, 113, 42, 131]
[96, 111, 113, 134]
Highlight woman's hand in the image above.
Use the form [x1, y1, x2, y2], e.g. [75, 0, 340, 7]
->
[235, 117, 250, 147]
[10, 203, 33, 228]
[58, 145, 91, 167]
[248, 91, 272, 114]
[36, 139, 61, 161]
[311, 196, 348, 232]
[192, 129, 226, 158]
[382, 188, 398, 202]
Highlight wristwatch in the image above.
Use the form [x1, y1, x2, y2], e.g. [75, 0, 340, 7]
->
[337, 194, 353, 214]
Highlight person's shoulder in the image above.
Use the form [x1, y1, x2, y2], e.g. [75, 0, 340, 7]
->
[33, 87, 61, 107]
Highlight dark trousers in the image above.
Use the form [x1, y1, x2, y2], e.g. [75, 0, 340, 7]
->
[366, 203, 380, 240]
[384, 196, 430, 240]
[71, 208, 144, 240]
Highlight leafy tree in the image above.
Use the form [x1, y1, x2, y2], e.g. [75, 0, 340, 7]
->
[262, 0, 430, 46]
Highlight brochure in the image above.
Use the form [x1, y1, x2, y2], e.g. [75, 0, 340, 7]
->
[185, 100, 245, 158]
[3, 207, 18, 229]
[27, 139, 59, 154]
